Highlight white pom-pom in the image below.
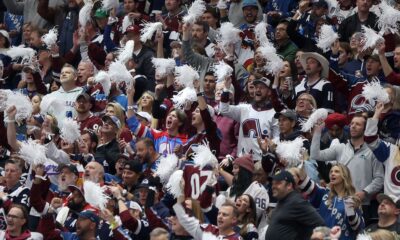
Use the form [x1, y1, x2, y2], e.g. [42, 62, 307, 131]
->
[216, 0, 227, 9]
[122, 15, 133, 34]
[166, 170, 184, 198]
[108, 61, 133, 86]
[19, 139, 48, 165]
[378, 1, 400, 33]
[83, 180, 109, 211]
[316, 25, 339, 52]
[356, 234, 372, 240]
[301, 108, 329, 132]
[40, 95, 65, 115]
[117, 40, 134, 64]
[254, 22, 270, 47]
[275, 138, 304, 167]
[258, 46, 284, 75]
[140, 22, 163, 42]
[192, 143, 218, 169]
[362, 80, 390, 105]
[172, 87, 197, 109]
[202, 232, 219, 240]
[5, 91, 32, 121]
[94, 71, 111, 96]
[0, 89, 12, 112]
[79, 2, 94, 27]
[102, 0, 119, 11]
[60, 118, 81, 144]
[219, 22, 242, 46]
[152, 58, 176, 77]
[174, 65, 199, 88]
[183, 0, 206, 24]
[325, 0, 338, 17]
[6, 47, 36, 60]
[41, 27, 58, 48]
[213, 61, 233, 82]
[156, 154, 179, 184]
[361, 26, 383, 51]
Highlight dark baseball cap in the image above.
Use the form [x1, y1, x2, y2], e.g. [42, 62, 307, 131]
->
[274, 109, 297, 122]
[58, 164, 79, 176]
[313, 0, 328, 8]
[101, 115, 122, 129]
[79, 210, 100, 225]
[137, 178, 150, 189]
[124, 160, 142, 174]
[125, 24, 141, 35]
[253, 77, 272, 88]
[377, 193, 400, 209]
[76, 92, 95, 105]
[68, 185, 83, 195]
[270, 170, 296, 185]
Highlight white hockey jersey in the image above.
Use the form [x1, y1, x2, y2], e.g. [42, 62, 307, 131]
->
[220, 101, 279, 161]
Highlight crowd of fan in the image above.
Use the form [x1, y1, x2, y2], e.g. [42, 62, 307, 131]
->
[0, 0, 400, 239]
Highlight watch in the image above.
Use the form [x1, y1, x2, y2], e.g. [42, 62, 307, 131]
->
[122, 189, 128, 197]
[127, 105, 135, 110]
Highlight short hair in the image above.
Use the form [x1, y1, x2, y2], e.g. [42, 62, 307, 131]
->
[5, 159, 23, 173]
[221, 202, 239, 218]
[82, 129, 99, 148]
[9, 204, 29, 232]
[150, 227, 169, 239]
[136, 138, 156, 151]
[62, 64, 78, 78]
[194, 21, 210, 33]
[205, 71, 215, 77]
[312, 226, 331, 238]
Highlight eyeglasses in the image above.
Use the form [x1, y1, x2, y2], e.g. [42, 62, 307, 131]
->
[6, 214, 24, 220]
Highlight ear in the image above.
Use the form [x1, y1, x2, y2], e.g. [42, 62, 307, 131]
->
[290, 120, 296, 128]
[394, 208, 400, 216]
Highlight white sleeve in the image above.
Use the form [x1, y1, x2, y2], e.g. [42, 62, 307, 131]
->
[45, 142, 71, 164]
[219, 100, 242, 122]
[310, 130, 341, 162]
[173, 203, 204, 240]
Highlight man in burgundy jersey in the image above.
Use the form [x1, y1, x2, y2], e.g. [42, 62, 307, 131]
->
[74, 93, 102, 133]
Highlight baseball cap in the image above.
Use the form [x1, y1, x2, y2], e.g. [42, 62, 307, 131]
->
[274, 109, 297, 122]
[270, 170, 296, 185]
[58, 164, 79, 176]
[242, 0, 259, 9]
[124, 160, 142, 174]
[138, 178, 150, 189]
[68, 185, 84, 195]
[126, 201, 142, 212]
[79, 210, 100, 225]
[313, 0, 328, 8]
[94, 8, 108, 18]
[102, 115, 122, 129]
[366, 54, 380, 62]
[136, 111, 153, 123]
[0, 30, 10, 48]
[125, 24, 141, 35]
[253, 77, 272, 88]
[76, 92, 95, 103]
[377, 193, 400, 209]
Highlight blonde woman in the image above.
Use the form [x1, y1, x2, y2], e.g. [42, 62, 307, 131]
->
[362, 229, 399, 240]
[137, 91, 158, 128]
[105, 102, 132, 143]
[299, 163, 364, 240]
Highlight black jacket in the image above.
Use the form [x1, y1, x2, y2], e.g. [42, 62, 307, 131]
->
[133, 46, 156, 91]
[95, 138, 120, 175]
[265, 191, 325, 240]
[338, 12, 378, 42]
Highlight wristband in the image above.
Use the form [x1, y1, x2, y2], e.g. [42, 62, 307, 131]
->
[4, 119, 15, 123]
[35, 175, 47, 181]
[127, 105, 135, 110]
[122, 189, 128, 197]
[197, 92, 204, 97]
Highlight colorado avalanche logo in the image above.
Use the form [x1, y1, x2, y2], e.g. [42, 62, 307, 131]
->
[391, 166, 400, 186]
[349, 94, 374, 115]
[242, 118, 269, 138]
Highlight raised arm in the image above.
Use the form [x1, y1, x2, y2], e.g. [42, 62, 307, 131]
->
[310, 123, 341, 162]
[3, 0, 24, 15]
[173, 196, 204, 240]
[6, 106, 21, 151]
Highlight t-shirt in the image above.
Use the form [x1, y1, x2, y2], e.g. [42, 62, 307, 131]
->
[366, 222, 400, 234]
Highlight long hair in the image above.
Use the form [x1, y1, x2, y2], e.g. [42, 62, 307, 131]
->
[327, 164, 357, 206]
[238, 194, 257, 237]
[137, 91, 155, 113]
[107, 102, 126, 128]
[230, 166, 253, 198]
